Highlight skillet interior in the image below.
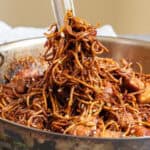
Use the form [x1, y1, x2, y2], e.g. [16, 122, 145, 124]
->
[0, 37, 150, 150]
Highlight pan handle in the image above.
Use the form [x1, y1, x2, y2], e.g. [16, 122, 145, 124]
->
[0, 53, 4, 67]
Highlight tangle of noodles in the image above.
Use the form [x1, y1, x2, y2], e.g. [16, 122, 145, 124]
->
[1, 11, 150, 137]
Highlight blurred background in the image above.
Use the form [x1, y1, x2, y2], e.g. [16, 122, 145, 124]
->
[0, 0, 150, 34]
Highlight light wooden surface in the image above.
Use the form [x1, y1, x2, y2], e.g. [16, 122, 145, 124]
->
[0, 0, 150, 34]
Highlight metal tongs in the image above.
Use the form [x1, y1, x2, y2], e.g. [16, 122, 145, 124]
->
[51, 0, 75, 29]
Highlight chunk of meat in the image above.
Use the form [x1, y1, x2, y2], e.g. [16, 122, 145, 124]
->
[2, 79, 27, 97]
[132, 125, 150, 136]
[139, 85, 150, 103]
[68, 117, 101, 137]
[13, 79, 26, 94]
[103, 82, 113, 95]
[102, 81, 114, 102]
[8, 58, 48, 80]
[124, 77, 144, 91]
[103, 130, 122, 138]
[15, 61, 48, 79]
[118, 112, 134, 129]
[15, 68, 40, 79]
[117, 68, 144, 91]
[68, 124, 99, 137]
[116, 68, 132, 79]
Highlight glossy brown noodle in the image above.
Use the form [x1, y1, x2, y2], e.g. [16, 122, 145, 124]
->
[1, 11, 150, 137]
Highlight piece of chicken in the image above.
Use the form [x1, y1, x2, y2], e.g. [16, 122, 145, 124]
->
[139, 84, 150, 104]
[132, 125, 150, 136]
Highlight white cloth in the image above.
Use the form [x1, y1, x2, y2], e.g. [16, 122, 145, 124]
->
[0, 21, 116, 44]
[97, 25, 116, 37]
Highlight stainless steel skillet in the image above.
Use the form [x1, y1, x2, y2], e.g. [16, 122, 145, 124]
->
[0, 37, 150, 150]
